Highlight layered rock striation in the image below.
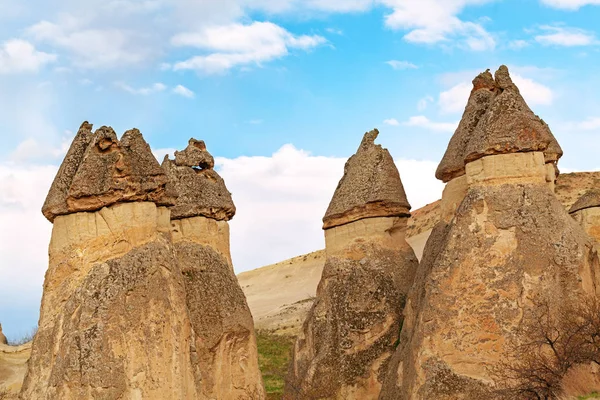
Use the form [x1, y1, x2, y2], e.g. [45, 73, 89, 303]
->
[162, 139, 265, 399]
[570, 189, 600, 242]
[22, 123, 197, 399]
[285, 129, 419, 399]
[379, 67, 600, 399]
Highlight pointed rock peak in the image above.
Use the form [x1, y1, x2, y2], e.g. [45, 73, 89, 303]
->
[42, 121, 95, 221]
[163, 139, 235, 221]
[42, 122, 175, 221]
[436, 65, 563, 183]
[323, 129, 411, 230]
[174, 138, 215, 169]
[570, 189, 600, 214]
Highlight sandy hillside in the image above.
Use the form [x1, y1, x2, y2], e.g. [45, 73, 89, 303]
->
[240, 172, 600, 335]
[0, 343, 31, 394]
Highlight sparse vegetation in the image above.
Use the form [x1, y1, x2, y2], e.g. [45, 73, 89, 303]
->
[256, 331, 295, 399]
[8, 326, 37, 346]
[492, 298, 600, 399]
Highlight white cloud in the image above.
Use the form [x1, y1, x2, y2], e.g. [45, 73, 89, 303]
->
[417, 95, 434, 111]
[386, 60, 418, 69]
[0, 39, 56, 73]
[115, 82, 166, 95]
[402, 115, 457, 132]
[172, 84, 195, 98]
[438, 71, 554, 113]
[509, 39, 530, 50]
[535, 25, 597, 46]
[27, 17, 155, 68]
[560, 117, 600, 131]
[326, 28, 344, 35]
[172, 21, 326, 74]
[384, 118, 400, 126]
[540, 0, 600, 9]
[379, 0, 496, 50]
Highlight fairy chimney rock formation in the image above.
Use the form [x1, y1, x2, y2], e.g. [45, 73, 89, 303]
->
[0, 323, 7, 345]
[285, 129, 419, 400]
[162, 139, 265, 399]
[22, 123, 198, 399]
[437, 66, 563, 222]
[570, 189, 600, 242]
[379, 67, 599, 399]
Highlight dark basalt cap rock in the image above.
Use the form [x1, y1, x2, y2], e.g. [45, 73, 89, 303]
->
[322, 129, 411, 230]
[42, 122, 176, 222]
[436, 65, 563, 183]
[570, 189, 600, 214]
[162, 139, 235, 221]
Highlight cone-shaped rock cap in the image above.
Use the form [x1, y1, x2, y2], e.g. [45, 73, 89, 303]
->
[322, 129, 410, 230]
[42, 122, 176, 222]
[436, 65, 563, 183]
[162, 138, 235, 221]
[570, 189, 600, 214]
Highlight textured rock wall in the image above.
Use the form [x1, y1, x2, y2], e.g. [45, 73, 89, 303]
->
[285, 216, 418, 400]
[21, 202, 197, 399]
[379, 153, 600, 399]
[171, 215, 265, 399]
[572, 207, 600, 243]
[440, 175, 468, 223]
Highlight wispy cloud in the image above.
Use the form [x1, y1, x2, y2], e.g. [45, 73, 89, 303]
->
[172, 22, 326, 74]
[172, 84, 195, 98]
[115, 82, 166, 95]
[383, 118, 400, 126]
[385, 60, 418, 70]
[540, 0, 600, 10]
[402, 115, 457, 133]
[535, 25, 597, 46]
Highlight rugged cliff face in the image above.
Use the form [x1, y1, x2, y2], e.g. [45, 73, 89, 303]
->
[379, 67, 600, 399]
[570, 190, 600, 243]
[21, 123, 197, 400]
[163, 139, 265, 400]
[285, 130, 419, 400]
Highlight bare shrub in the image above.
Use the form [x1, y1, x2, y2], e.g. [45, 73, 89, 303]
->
[491, 297, 600, 399]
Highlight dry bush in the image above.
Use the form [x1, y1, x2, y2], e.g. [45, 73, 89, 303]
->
[491, 298, 600, 400]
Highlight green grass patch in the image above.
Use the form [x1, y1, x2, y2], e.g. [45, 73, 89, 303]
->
[256, 331, 295, 399]
[579, 393, 600, 399]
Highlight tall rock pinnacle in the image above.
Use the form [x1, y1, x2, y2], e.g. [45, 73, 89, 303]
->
[379, 67, 599, 399]
[285, 129, 418, 399]
[162, 139, 265, 399]
[22, 123, 197, 399]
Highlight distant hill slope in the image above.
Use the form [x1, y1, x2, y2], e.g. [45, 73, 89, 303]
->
[239, 172, 600, 335]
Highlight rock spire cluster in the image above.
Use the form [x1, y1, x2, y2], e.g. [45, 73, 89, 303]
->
[22, 124, 265, 399]
[285, 129, 419, 399]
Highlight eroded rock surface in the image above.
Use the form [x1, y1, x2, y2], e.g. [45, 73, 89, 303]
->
[0, 324, 7, 345]
[570, 190, 600, 242]
[322, 129, 410, 230]
[164, 139, 265, 399]
[22, 124, 197, 399]
[379, 67, 599, 399]
[286, 130, 418, 400]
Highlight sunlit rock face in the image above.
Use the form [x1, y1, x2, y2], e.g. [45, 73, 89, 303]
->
[285, 129, 419, 400]
[570, 190, 600, 243]
[163, 139, 265, 400]
[379, 67, 600, 400]
[22, 123, 198, 400]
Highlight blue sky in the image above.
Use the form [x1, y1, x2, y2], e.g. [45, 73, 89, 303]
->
[1, 0, 600, 339]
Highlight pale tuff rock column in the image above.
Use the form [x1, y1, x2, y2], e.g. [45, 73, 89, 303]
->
[379, 66, 599, 400]
[0, 324, 7, 345]
[21, 122, 197, 400]
[285, 129, 419, 400]
[162, 139, 265, 400]
[570, 190, 600, 243]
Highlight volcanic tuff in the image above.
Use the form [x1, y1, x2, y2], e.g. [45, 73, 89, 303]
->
[22, 123, 198, 399]
[322, 129, 411, 229]
[0, 324, 7, 345]
[163, 139, 265, 399]
[285, 129, 419, 399]
[570, 189, 600, 243]
[379, 66, 600, 399]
